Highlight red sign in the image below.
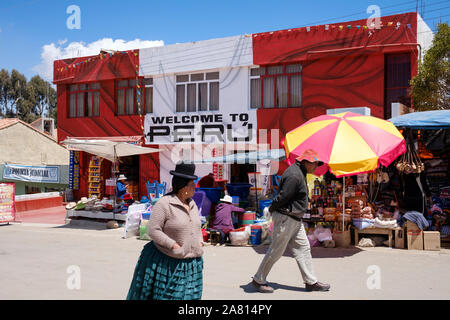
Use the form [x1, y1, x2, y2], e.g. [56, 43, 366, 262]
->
[0, 183, 15, 223]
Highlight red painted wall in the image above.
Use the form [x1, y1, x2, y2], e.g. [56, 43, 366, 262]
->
[55, 50, 156, 199]
[15, 196, 63, 212]
[57, 80, 146, 142]
[56, 13, 421, 181]
[254, 13, 419, 174]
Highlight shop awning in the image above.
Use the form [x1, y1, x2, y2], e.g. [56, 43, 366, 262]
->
[67, 136, 144, 144]
[61, 138, 161, 162]
[190, 148, 285, 164]
[388, 110, 450, 129]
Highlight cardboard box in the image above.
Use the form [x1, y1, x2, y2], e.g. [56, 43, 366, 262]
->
[423, 231, 440, 251]
[407, 229, 423, 250]
[406, 220, 420, 231]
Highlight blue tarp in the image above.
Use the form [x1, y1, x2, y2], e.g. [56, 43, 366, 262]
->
[388, 110, 450, 129]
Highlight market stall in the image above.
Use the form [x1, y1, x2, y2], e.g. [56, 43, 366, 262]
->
[389, 110, 450, 248]
[284, 111, 407, 248]
[61, 138, 161, 223]
[190, 149, 286, 246]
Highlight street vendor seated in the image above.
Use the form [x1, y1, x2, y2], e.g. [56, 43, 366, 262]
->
[116, 174, 128, 200]
[212, 195, 245, 245]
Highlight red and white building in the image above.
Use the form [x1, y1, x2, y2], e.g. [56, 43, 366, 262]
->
[53, 12, 433, 199]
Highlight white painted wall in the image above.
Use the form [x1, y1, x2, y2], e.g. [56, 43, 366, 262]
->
[417, 14, 434, 62]
[146, 65, 257, 144]
[139, 34, 253, 76]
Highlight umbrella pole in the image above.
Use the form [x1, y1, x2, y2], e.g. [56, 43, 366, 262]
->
[255, 171, 259, 216]
[342, 178, 345, 232]
[113, 146, 117, 207]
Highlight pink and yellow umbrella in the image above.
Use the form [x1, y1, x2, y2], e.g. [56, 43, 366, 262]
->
[284, 111, 406, 232]
[283, 112, 406, 177]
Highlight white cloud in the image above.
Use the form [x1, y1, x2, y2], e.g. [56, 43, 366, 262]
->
[33, 38, 164, 81]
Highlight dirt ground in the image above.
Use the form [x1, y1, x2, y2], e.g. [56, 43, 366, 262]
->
[1, 221, 449, 300]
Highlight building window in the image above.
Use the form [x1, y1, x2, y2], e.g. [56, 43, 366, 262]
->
[116, 78, 153, 115]
[176, 72, 219, 112]
[68, 83, 101, 118]
[385, 54, 411, 119]
[250, 64, 302, 109]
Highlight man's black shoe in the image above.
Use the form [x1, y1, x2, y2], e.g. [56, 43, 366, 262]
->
[305, 281, 330, 292]
[251, 280, 274, 293]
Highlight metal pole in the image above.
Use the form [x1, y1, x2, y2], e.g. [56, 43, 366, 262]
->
[255, 171, 259, 216]
[343, 178, 345, 232]
[113, 145, 117, 205]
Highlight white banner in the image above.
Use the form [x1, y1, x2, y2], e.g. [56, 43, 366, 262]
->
[3, 164, 59, 183]
[144, 111, 257, 145]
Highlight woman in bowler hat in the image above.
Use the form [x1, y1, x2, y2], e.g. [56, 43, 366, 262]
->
[127, 162, 204, 300]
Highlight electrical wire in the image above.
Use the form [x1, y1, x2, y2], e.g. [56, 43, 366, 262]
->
[137, 5, 449, 69]
[274, 0, 448, 30]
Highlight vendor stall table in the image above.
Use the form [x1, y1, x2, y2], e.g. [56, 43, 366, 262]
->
[66, 210, 127, 221]
[353, 226, 402, 248]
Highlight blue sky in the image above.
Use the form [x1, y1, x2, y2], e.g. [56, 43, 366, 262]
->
[0, 0, 448, 82]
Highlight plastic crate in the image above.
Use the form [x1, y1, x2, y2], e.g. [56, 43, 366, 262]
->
[195, 187, 222, 204]
[226, 183, 252, 200]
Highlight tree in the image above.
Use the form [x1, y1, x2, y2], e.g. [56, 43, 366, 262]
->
[24, 75, 56, 120]
[410, 23, 450, 110]
[8, 69, 27, 117]
[0, 70, 56, 123]
[0, 69, 11, 117]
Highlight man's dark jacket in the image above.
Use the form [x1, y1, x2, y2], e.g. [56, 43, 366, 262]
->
[269, 160, 308, 221]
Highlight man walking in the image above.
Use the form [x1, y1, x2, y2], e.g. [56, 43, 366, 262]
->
[252, 149, 330, 293]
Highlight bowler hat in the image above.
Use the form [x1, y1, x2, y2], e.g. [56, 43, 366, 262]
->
[169, 162, 198, 180]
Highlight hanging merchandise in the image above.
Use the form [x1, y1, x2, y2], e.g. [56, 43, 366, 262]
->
[395, 144, 425, 174]
[88, 156, 104, 199]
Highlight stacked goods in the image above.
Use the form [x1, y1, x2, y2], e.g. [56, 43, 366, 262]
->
[361, 206, 374, 219]
[336, 209, 352, 223]
[127, 182, 139, 200]
[323, 207, 336, 221]
[88, 157, 103, 199]
[238, 211, 256, 227]
[351, 199, 363, 219]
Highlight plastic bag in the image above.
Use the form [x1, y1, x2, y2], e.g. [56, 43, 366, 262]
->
[313, 226, 333, 242]
[307, 232, 320, 246]
[139, 220, 151, 241]
[263, 207, 272, 220]
[229, 229, 250, 246]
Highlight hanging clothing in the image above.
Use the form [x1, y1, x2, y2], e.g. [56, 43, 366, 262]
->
[402, 172, 431, 214]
